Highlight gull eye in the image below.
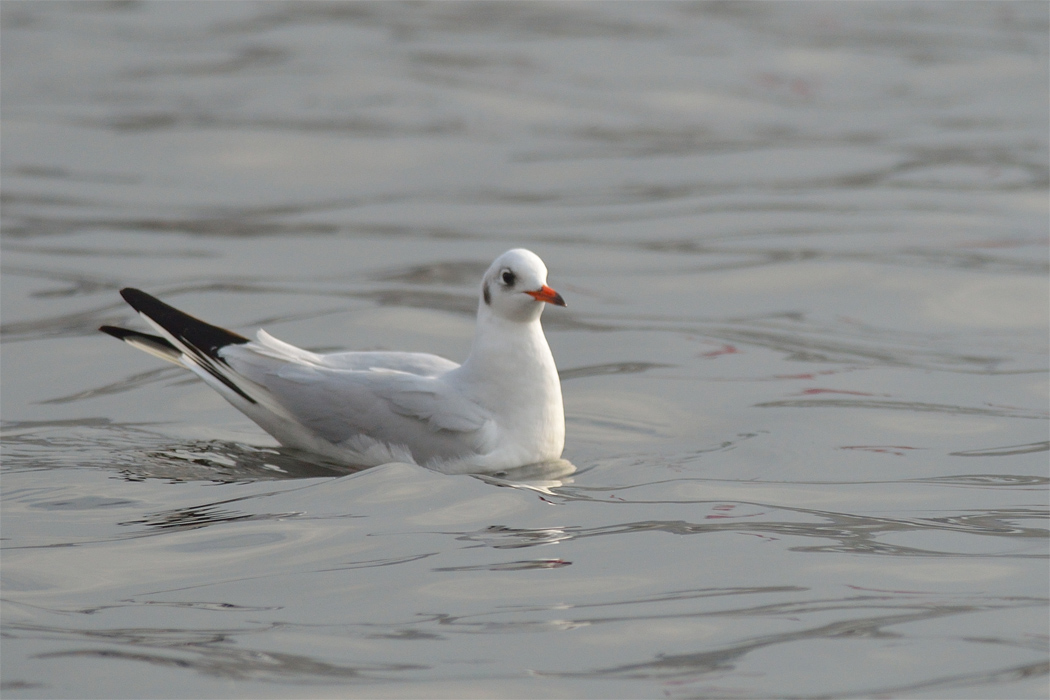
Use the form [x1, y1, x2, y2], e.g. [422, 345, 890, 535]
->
[501, 269, 516, 286]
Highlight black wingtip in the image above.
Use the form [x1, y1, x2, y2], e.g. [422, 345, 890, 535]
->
[100, 324, 174, 347]
[100, 324, 144, 341]
[113, 289, 257, 404]
[118, 288, 249, 358]
[100, 325, 182, 360]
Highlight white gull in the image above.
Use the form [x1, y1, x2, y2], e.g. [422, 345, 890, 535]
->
[100, 248, 567, 474]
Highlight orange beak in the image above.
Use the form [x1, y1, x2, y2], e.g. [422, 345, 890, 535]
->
[525, 285, 566, 307]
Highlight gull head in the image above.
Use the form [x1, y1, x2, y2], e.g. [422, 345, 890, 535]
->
[480, 248, 566, 323]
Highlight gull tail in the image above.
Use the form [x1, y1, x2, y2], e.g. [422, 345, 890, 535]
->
[102, 288, 349, 461]
[101, 288, 256, 405]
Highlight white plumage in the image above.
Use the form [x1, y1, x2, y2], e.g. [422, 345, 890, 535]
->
[101, 249, 567, 474]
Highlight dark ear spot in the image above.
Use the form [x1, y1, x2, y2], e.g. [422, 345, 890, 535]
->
[483, 282, 491, 306]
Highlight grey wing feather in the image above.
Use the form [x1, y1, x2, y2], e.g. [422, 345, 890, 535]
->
[268, 365, 489, 435]
[380, 377, 490, 433]
[318, 351, 459, 376]
[252, 329, 458, 376]
[222, 349, 492, 461]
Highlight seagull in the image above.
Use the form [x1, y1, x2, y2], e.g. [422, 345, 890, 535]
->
[100, 248, 567, 474]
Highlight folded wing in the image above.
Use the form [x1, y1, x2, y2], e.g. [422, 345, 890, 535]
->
[221, 345, 495, 465]
[104, 288, 494, 467]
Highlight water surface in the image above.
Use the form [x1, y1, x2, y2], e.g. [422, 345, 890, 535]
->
[2, 2, 1048, 698]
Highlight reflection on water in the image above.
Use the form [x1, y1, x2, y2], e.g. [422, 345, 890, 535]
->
[2, 1, 1047, 699]
[2, 420, 353, 483]
[27, 639, 427, 685]
[455, 503, 1047, 559]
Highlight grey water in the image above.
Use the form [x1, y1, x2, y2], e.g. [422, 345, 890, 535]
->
[2, 2, 1048, 698]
